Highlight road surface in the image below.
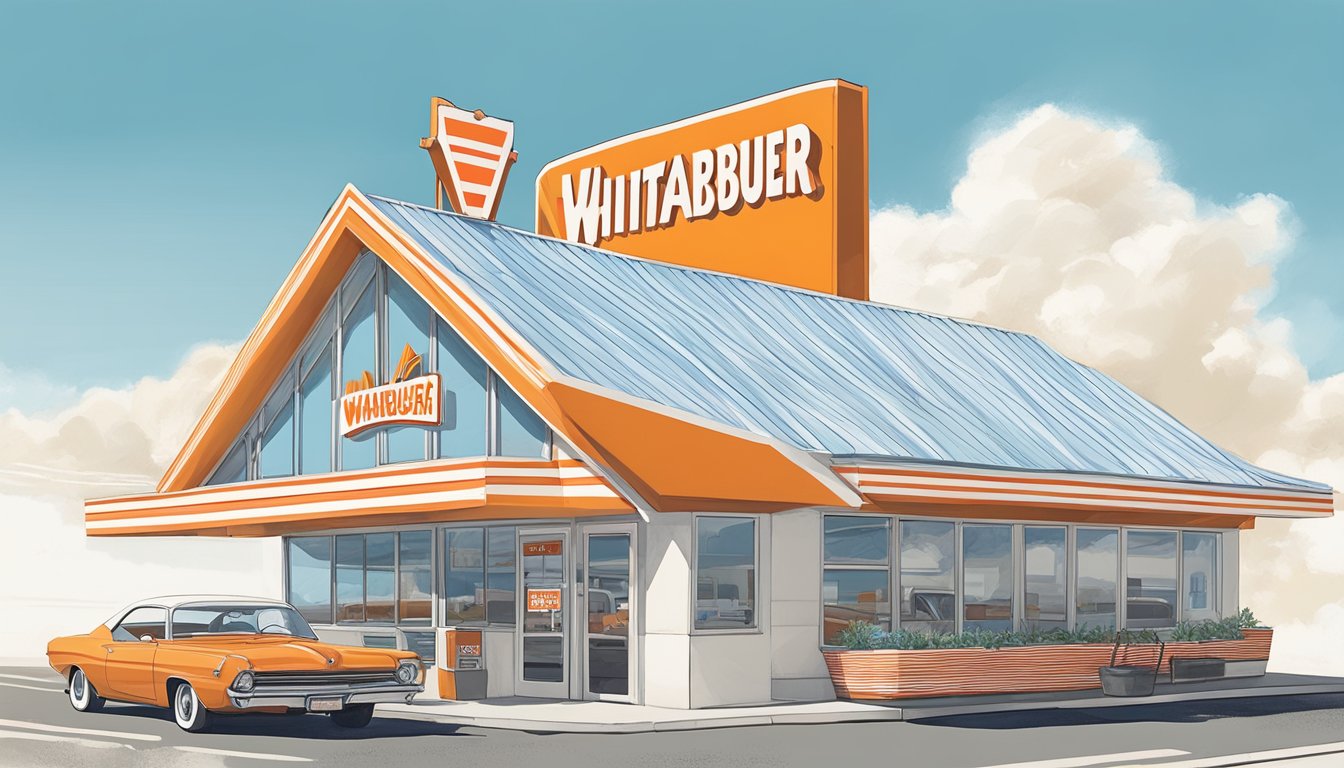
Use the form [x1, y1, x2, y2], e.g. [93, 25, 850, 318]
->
[2, 666, 1343, 767]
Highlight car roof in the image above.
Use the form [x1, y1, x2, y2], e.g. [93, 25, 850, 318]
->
[104, 595, 292, 627]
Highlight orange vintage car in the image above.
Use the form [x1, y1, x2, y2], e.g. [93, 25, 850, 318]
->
[47, 595, 424, 732]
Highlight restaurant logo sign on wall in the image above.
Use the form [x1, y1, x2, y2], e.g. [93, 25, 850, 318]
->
[420, 98, 517, 220]
[535, 80, 869, 300]
[339, 343, 441, 438]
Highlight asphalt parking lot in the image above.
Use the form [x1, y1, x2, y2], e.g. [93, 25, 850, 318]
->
[3, 666, 1344, 768]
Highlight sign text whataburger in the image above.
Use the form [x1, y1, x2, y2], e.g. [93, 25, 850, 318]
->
[559, 123, 818, 247]
[339, 373, 441, 438]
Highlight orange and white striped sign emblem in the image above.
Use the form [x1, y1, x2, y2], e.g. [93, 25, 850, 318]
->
[420, 98, 516, 220]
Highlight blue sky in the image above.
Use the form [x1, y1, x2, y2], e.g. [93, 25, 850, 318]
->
[1, 0, 1340, 408]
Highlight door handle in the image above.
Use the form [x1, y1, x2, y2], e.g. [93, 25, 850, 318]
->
[102, 645, 114, 654]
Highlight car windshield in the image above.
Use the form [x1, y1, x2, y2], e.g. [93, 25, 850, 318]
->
[170, 604, 318, 639]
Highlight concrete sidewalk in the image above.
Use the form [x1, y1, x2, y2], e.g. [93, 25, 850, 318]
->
[381, 673, 1344, 733]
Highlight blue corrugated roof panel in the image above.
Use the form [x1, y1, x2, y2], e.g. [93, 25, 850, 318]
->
[368, 195, 1327, 492]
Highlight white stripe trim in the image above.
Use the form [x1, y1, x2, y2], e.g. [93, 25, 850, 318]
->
[87, 484, 622, 531]
[439, 134, 509, 155]
[848, 473, 1332, 510]
[90, 463, 606, 513]
[858, 485, 1330, 518]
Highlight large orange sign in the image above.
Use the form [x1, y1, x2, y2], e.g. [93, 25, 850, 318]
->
[421, 98, 517, 220]
[536, 80, 868, 299]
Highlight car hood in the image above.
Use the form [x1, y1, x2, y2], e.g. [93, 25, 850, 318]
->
[166, 636, 407, 671]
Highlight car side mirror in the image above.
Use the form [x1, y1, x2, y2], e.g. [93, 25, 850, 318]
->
[139, 635, 156, 643]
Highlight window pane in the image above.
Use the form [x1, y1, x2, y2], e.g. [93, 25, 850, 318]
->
[486, 527, 517, 625]
[899, 520, 955, 634]
[335, 534, 365, 623]
[299, 347, 333, 475]
[340, 282, 377, 471]
[1076, 528, 1118, 630]
[385, 271, 432, 464]
[437, 321, 489, 458]
[1182, 532, 1219, 622]
[496, 380, 549, 458]
[1126, 530, 1178, 628]
[206, 439, 248, 486]
[443, 528, 486, 624]
[1024, 526, 1067, 631]
[399, 531, 433, 625]
[963, 524, 1014, 631]
[823, 516, 890, 564]
[694, 517, 756, 629]
[259, 398, 294, 479]
[823, 569, 890, 643]
[113, 607, 167, 642]
[287, 537, 332, 625]
[365, 569, 395, 623]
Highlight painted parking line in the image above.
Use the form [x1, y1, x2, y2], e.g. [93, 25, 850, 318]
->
[0, 673, 63, 685]
[0, 681, 61, 693]
[1109, 741, 1344, 767]
[0, 717, 163, 742]
[977, 750, 1190, 768]
[0, 728, 132, 750]
[175, 746, 313, 763]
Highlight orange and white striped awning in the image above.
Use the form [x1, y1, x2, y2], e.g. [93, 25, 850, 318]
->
[85, 458, 633, 537]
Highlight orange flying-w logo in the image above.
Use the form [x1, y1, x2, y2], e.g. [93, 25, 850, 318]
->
[420, 98, 517, 220]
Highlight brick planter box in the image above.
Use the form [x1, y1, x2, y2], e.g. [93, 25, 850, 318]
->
[822, 628, 1272, 700]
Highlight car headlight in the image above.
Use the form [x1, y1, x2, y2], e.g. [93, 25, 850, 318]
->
[232, 670, 255, 693]
[395, 661, 419, 685]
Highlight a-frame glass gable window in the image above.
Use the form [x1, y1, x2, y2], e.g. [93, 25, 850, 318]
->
[436, 317, 489, 458]
[199, 251, 554, 488]
[385, 271, 433, 463]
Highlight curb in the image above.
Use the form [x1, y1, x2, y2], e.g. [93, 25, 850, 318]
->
[380, 706, 903, 734]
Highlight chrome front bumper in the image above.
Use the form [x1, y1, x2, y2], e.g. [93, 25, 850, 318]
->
[227, 682, 424, 710]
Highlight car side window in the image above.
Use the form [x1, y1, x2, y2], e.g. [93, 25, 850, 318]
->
[112, 606, 167, 642]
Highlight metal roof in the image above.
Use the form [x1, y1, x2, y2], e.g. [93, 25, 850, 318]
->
[368, 195, 1327, 492]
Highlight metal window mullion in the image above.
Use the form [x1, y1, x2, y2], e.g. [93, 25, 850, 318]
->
[486, 369, 499, 456]
[1176, 530, 1184, 624]
[1118, 528, 1128, 631]
[1012, 524, 1024, 632]
[954, 522, 963, 635]
[375, 263, 388, 467]
[892, 518, 901, 632]
[1066, 525, 1077, 631]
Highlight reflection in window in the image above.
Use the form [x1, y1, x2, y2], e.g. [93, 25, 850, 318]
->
[443, 528, 485, 624]
[963, 524, 1014, 631]
[496, 381, 549, 458]
[1182, 532, 1219, 622]
[399, 531, 433, 625]
[436, 321, 488, 458]
[1126, 530, 1178, 628]
[695, 517, 756, 630]
[384, 272, 432, 464]
[1024, 526, 1066, 631]
[486, 528, 517, 625]
[365, 533, 396, 623]
[899, 520, 955, 634]
[340, 282, 377, 471]
[299, 348, 333, 475]
[822, 516, 890, 643]
[335, 534, 365, 623]
[259, 397, 294, 479]
[287, 537, 333, 625]
[206, 439, 248, 486]
[1076, 528, 1118, 630]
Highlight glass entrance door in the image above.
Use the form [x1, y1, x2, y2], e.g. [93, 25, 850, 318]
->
[516, 531, 568, 697]
[583, 524, 635, 701]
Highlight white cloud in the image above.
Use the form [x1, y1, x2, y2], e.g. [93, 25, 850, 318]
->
[0, 343, 280, 662]
[870, 104, 1344, 672]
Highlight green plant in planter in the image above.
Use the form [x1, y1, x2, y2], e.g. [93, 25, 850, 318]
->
[1168, 608, 1263, 641]
[832, 621, 1124, 651]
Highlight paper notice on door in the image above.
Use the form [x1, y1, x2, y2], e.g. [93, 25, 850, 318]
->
[526, 588, 563, 611]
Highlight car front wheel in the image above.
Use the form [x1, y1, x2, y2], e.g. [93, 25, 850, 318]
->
[69, 668, 104, 713]
[329, 703, 374, 728]
[173, 682, 211, 732]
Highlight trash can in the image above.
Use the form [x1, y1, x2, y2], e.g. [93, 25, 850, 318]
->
[1099, 629, 1165, 697]
[437, 629, 487, 700]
